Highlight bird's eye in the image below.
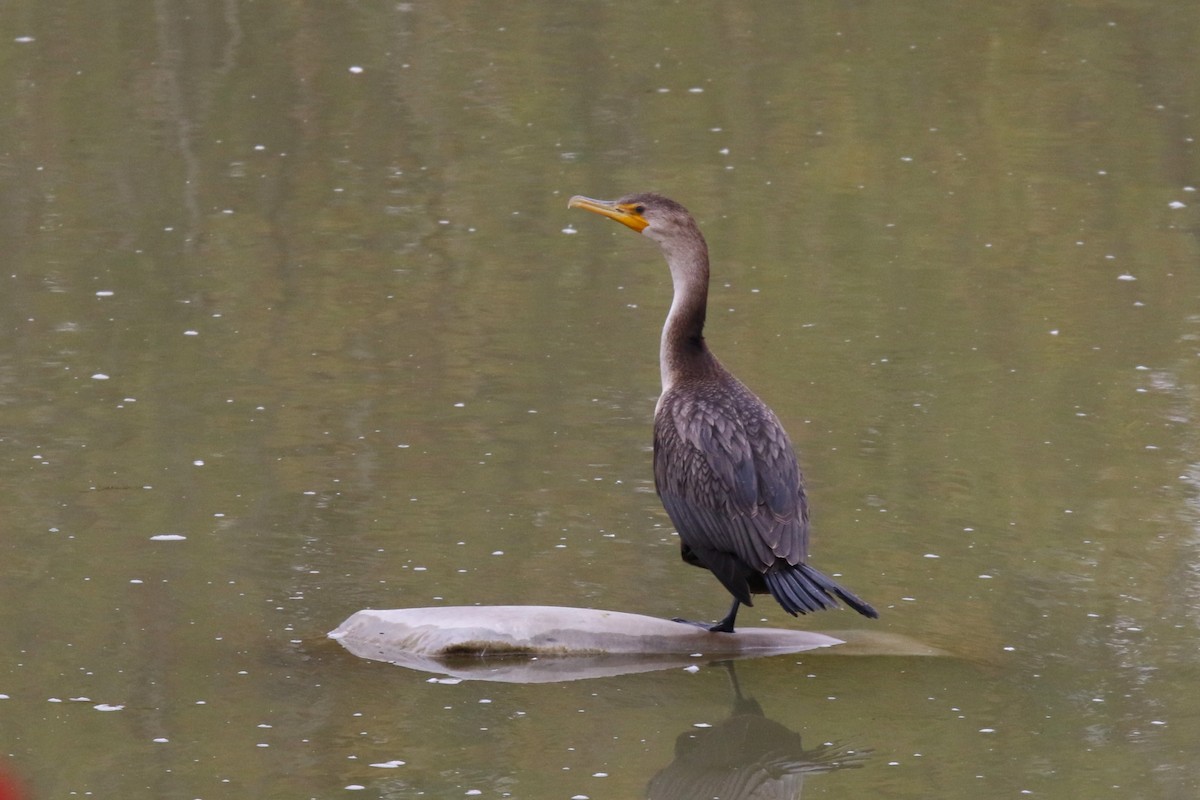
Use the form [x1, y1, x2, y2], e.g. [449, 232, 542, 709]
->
[634, 205, 646, 215]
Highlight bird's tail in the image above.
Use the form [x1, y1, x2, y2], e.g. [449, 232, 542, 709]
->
[764, 563, 879, 619]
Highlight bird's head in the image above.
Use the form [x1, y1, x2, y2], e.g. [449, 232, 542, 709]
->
[568, 193, 699, 250]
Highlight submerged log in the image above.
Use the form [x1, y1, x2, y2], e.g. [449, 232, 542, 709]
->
[328, 605, 844, 683]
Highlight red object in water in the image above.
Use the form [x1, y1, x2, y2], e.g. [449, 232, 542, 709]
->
[0, 769, 25, 800]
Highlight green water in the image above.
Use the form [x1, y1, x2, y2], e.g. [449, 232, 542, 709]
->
[2, 1, 1200, 797]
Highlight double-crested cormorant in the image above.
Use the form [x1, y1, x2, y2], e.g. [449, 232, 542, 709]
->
[568, 192, 878, 633]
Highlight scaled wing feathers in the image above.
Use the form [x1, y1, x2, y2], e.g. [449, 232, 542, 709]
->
[654, 381, 809, 571]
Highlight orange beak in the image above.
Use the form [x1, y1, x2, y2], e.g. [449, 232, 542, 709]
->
[567, 195, 649, 232]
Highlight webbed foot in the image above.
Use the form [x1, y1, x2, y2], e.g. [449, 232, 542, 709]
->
[671, 617, 736, 633]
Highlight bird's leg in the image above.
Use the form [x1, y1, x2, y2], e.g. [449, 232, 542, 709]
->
[672, 598, 741, 634]
[709, 598, 741, 633]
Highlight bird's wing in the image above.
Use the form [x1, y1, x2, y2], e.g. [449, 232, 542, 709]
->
[654, 385, 809, 570]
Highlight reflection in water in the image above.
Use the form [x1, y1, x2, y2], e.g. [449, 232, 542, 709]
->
[646, 665, 867, 800]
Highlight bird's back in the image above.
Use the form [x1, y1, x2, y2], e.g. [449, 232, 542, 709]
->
[653, 366, 810, 583]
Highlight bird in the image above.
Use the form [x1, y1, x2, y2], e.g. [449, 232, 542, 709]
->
[568, 192, 878, 633]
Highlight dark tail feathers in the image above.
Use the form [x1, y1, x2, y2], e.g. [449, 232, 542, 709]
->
[764, 564, 879, 619]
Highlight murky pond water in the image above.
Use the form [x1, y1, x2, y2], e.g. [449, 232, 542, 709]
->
[3, 1, 1200, 797]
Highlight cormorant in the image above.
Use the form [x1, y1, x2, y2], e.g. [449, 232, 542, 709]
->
[568, 192, 878, 632]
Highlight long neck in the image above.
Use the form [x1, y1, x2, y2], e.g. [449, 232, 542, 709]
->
[659, 236, 713, 392]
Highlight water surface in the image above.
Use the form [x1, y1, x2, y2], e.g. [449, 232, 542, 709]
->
[2, 2, 1200, 797]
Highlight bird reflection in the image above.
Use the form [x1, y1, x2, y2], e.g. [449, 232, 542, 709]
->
[646, 664, 867, 800]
